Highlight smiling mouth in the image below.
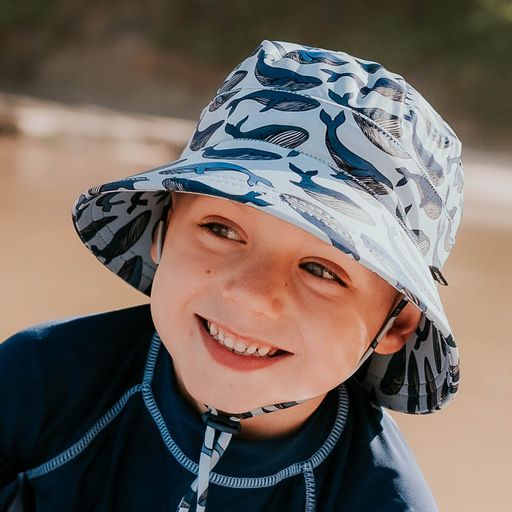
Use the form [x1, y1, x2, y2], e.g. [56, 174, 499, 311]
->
[199, 316, 288, 358]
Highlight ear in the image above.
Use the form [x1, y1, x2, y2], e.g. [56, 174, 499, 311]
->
[374, 301, 422, 355]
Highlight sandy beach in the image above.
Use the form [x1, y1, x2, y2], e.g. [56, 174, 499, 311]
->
[1, 100, 511, 510]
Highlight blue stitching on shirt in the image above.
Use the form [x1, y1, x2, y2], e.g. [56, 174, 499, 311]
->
[25, 384, 142, 479]
[302, 461, 316, 512]
[143, 332, 349, 490]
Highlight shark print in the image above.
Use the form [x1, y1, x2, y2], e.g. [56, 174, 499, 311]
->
[189, 120, 224, 151]
[280, 193, 360, 260]
[288, 162, 375, 225]
[225, 115, 309, 149]
[159, 161, 273, 187]
[226, 89, 321, 115]
[254, 49, 323, 90]
[320, 109, 393, 194]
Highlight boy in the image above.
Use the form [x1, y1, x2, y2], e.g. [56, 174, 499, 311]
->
[0, 40, 462, 511]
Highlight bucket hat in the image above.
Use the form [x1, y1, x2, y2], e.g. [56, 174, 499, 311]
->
[72, 40, 463, 417]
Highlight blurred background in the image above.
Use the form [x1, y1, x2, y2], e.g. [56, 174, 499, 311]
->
[1, 1, 511, 510]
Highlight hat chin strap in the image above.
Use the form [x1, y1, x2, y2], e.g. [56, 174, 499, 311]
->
[174, 294, 409, 512]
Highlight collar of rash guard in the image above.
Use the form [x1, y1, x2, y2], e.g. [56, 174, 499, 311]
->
[150, 334, 344, 478]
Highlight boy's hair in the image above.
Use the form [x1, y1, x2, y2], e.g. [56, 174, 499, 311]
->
[72, 40, 463, 416]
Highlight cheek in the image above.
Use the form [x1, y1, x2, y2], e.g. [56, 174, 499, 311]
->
[298, 312, 370, 389]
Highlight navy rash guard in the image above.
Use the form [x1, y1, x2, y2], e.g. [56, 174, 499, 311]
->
[0, 305, 437, 511]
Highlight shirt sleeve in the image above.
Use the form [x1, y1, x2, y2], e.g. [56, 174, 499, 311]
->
[0, 329, 48, 510]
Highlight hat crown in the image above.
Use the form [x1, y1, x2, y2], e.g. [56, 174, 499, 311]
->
[182, 40, 464, 271]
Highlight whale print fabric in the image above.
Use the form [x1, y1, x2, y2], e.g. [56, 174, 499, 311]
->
[72, 40, 463, 416]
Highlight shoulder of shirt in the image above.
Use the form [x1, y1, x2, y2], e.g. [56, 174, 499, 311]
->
[330, 379, 439, 511]
[0, 304, 154, 470]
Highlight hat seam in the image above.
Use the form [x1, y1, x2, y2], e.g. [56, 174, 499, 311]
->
[221, 85, 447, 213]
[203, 135, 429, 261]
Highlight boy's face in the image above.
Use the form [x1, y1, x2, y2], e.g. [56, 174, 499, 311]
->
[150, 193, 420, 414]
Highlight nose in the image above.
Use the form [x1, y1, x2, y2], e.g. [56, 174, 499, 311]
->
[221, 255, 287, 320]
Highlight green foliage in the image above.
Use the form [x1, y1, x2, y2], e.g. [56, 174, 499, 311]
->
[0, 0, 510, 143]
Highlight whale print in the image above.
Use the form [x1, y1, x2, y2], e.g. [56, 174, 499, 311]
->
[217, 70, 248, 94]
[406, 351, 420, 413]
[288, 162, 375, 225]
[226, 89, 320, 115]
[91, 210, 152, 264]
[95, 192, 125, 213]
[320, 109, 393, 194]
[159, 161, 273, 188]
[424, 357, 439, 411]
[280, 193, 360, 260]
[380, 345, 406, 395]
[360, 233, 419, 297]
[225, 115, 309, 149]
[117, 255, 144, 289]
[254, 50, 323, 90]
[411, 229, 430, 256]
[80, 215, 117, 242]
[282, 49, 349, 66]
[189, 120, 224, 151]
[432, 325, 443, 374]
[327, 89, 405, 141]
[127, 192, 149, 214]
[405, 110, 445, 185]
[162, 178, 271, 207]
[202, 145, 282, 161]
[73, 194, 91, 222]
[354, 58, 383, 74]
[386, 224, 434, 300]
[88, 177, 150, 196]
[208, 90, 238, 112]
[321, 71, 407, 103]
[396, 167, 443, 219]
[414, 316, 430, 350]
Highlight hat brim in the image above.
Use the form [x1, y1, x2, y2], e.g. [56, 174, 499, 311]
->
[72, 139, 459, 414]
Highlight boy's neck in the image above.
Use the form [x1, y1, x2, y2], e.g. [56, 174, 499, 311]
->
[174, 368, 327, 440]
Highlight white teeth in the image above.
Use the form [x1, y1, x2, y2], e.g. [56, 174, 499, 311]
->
[257, 346, 270, 356]
[206, 320, 279, 358]
[234, 341, 247, 353]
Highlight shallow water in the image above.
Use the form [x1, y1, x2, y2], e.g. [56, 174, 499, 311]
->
[1, 135, 511, 510]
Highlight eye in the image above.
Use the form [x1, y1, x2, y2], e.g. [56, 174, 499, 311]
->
[300, 261, 346, 287]
[199, 222, 243, 242]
